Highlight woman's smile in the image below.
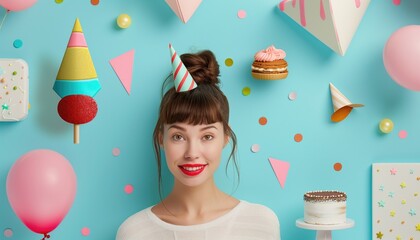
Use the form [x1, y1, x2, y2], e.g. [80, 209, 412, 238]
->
[178, 164, 208, 176]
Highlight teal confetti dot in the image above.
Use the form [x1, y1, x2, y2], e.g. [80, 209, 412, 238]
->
[13, 39, 23, 48]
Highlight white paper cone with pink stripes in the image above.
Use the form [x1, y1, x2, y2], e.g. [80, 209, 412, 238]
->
[330, 83, 364, 122]
[169, 44, 197, 92]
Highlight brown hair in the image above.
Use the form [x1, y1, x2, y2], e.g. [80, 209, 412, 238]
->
[152, 50, 238, 196]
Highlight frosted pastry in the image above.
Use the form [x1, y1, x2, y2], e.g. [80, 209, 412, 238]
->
[0, 59, 29, 121]
[251, 45, 288, 80]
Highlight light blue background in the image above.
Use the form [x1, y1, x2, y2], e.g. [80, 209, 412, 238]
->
[1, 0, 420, 239]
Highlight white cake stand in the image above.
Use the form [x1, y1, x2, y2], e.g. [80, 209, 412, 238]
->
[296, 218, 355, 240]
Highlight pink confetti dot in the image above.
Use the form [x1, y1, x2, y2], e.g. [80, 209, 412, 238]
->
[398, 130, 407, 139]
[288, 91, 297, 101]
[81, 227, 90, 236]
[237, 10, 247, 19]
[125, 184, 134, 194]
[251, 144, 260, 153]
[112, 148, 121, 156]
[4, 228, 13, 237]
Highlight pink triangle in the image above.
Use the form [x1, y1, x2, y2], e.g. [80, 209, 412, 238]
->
[110, 49, 135, 95]
[268, 157, 290, 189]
[165, 0, 202, 23]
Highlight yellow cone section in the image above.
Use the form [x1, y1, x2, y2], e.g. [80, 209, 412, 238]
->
[56, 18, 97, 80]
[56, 48, 97, 80]
[73, 18, 83, 32]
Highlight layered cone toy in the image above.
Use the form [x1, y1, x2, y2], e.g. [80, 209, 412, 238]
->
[53, 18, 101, 144]
[330, 83, 363, 122]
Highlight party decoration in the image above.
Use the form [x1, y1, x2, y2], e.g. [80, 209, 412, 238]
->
[169, 44, 197, 92]
[269, 157, 290, 188]
[53, 18, 101, 144]
[279, 0, 371, 56]
[379, 118, 394, 134]
[0, 0, 37, 11]
[383, 25, 420, 91]
[165, 0, 202, 23]
[0, 59, 29, 122]
[6, 149, 77, 239]
[329, 83, 363, 122]
[116, 13, 131, 29]
[109, 49, 135, 94]
[372, 163, 420, 240]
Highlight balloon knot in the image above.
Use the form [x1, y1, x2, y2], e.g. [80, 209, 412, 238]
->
[41, 233, 50, 240]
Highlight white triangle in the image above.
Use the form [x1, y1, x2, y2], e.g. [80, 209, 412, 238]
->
[280, 0, 370, 55]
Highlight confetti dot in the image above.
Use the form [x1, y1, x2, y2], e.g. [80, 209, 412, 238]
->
[259, 117, 267, 125]
[81, 227, 90, 236]
[242, 87, 251, 96]
[288, 91, 297, 101]
[4, 228, 13, 238]
[13, 86, 17, 90]
[251, 144, 260, 153]
[398, 130, 407, 139]
[12, 71, 17, 75]
[237, 10, 247, 19]
[393, 0, 401, 5]
[334, 162, 343, 171]
[55, 0, 63, 3]
[112, 148, 121, 156]
[13, 39, 23, 48]
[294, 133, 303, 142]
[125, 184, 134, 194]
[91, 0, 99, 5]
[225, 58, 234, 67]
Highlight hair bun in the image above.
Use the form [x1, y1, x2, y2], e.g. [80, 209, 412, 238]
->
[181, 50, 220, 85]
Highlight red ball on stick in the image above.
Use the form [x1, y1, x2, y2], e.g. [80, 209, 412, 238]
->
[57, 95, 98, 144]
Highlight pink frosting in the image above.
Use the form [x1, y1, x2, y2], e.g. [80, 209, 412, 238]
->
[254, 45, 286, 62]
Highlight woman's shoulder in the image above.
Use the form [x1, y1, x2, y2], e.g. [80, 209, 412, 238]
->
[237, 201, 279, 223]
[116, 207, 154, 240]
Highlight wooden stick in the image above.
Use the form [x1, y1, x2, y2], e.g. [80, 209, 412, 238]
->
[74, 124, 80, 144]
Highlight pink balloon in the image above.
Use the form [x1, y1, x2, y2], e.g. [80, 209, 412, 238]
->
[383, 25, 420, 91]
[6, 149, 77, 235]
[0, 0, 37, 11]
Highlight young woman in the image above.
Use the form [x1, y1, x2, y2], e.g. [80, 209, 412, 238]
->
[116, 46, 280, 240]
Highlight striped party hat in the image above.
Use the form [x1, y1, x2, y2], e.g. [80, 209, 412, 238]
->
[169, 44, 197, 92]
[330, 83, 364, 122]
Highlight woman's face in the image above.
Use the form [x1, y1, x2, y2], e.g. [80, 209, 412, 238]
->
[162, 122, 228, 187]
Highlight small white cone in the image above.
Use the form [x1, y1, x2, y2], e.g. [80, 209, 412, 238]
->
[330, 83, 363, 122]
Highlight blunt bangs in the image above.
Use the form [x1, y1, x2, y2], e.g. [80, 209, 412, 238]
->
[161, 86, 228, 126]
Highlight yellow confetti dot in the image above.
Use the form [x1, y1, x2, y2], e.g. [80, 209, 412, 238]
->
[55, 0, 63, 3]
[225, 58, 234, 67]
[400, 182, 406, 188]
[242, 87, 251, 96]
[402, 199, 407, 204]
[415, 193, 418, 197]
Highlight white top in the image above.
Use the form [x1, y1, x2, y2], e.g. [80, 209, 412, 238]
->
[116, 201, 280, 240]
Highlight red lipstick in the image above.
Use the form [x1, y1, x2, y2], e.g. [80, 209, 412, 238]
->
[178, 164, 207, 176]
